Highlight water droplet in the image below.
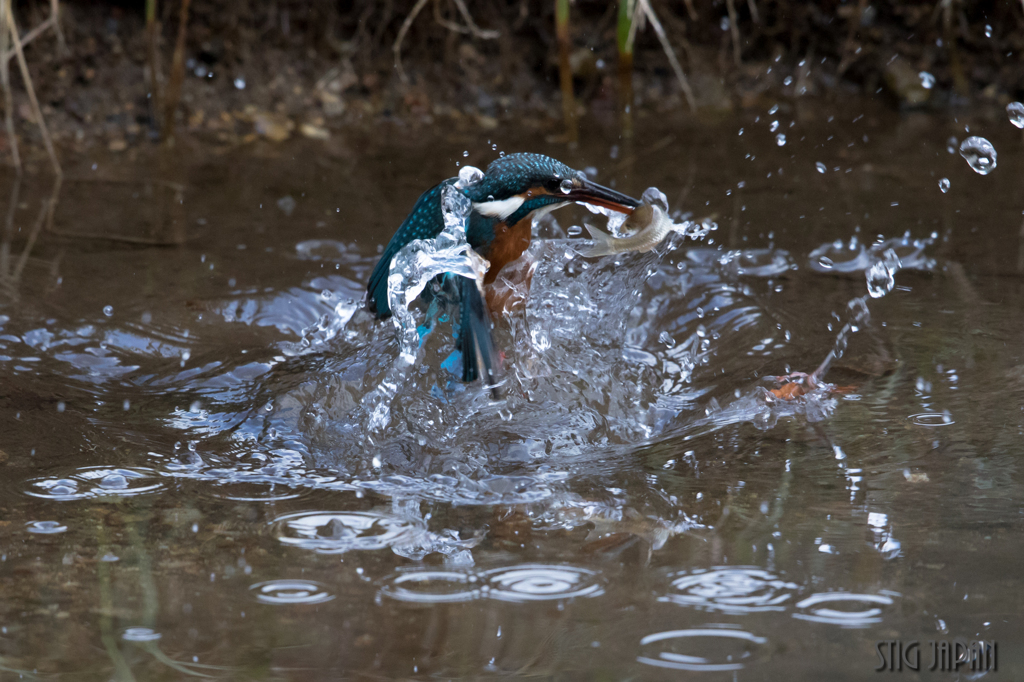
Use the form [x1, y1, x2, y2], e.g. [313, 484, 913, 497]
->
[659, 331, 676, 348]
[276, 195, 296, 216]
[783, 76, 793, 86]
[946, 136, 957, 154]
[250, 579, 335, 605]
[462, 150, 469, 157]
[768, 104, 779, 115]
[719, 16, 730, 31]
[233, 77, 246, 90]
[1006, 102, 1024, 129]
[567, 225, 583, 236]
[938, 177, 950, 193]
[984, 24, 993, 38]
[559, 178, 574, 194]
[103, 305, 113, 317]
[815, 162, 826, 173]
[775, 133, 786, 146]
[918, 71, 935, 89]
[959, 136, 997, 175]
[769, 120, 779, 132]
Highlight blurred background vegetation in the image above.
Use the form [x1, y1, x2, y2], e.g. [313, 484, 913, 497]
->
[1, 0, 1022, 166]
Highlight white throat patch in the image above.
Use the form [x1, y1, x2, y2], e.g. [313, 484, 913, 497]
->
[472, 195, 525, 220]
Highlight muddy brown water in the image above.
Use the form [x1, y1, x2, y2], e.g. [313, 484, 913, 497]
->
[1, 101, 1023, 679]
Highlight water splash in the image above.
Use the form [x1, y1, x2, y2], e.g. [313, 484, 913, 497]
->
[866, 248, 900, 298]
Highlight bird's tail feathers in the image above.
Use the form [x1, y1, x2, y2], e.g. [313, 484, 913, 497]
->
[457, 275, 501, 396]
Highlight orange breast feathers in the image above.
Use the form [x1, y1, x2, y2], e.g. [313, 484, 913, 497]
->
[483, 216, 534, 285]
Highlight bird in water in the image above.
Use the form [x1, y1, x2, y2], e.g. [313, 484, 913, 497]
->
[366, 153, 639, 388]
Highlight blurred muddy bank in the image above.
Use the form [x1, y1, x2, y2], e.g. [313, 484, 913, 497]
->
[2, 0, 1024, 166]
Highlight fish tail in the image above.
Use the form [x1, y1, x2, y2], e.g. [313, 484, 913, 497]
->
[457, 275, 501, 396]
[581, 223, 616, 257]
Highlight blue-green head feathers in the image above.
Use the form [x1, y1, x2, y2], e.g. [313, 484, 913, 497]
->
[462, 153, 583, 203]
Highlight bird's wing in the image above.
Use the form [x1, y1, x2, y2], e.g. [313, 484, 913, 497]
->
[366, 179, 455, 318]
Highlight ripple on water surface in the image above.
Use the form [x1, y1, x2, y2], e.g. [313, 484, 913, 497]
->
[637, 625, 768, 672]
[25, 467, 164, 501]
[269, 510, 424, 554]
[25, 520, 68, 534]
[480, 564, 605, 602]
[659, 567, 800, 614]
[250, 579, 336, 605]
[25, 518, 68, 532]
[792, 592, 896, 628]
[379, 564, 605, 604]
[121, 627, 162, 642]
[379, 570, 480, 604]
[908, 412, 954, 427]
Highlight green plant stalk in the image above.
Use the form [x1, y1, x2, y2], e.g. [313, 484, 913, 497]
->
[555, 0, 577, 144]
[162, 0, 191, 142]
[145, 0, 162, 127]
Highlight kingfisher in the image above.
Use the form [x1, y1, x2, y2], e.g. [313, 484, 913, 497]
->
[366, 153, 639, 388]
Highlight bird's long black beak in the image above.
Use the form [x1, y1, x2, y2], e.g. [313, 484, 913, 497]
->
[566, 179, 640, 214]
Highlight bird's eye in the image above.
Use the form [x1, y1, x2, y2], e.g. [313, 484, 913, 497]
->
[559, 178, 574, 194]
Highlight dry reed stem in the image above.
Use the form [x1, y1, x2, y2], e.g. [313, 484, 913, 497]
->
[431, 0, 497, 39]
[393, 0, 430, 83]
[2, 0, 60, 176]
[725, 0, 742, 66]
[450, 0, 498, 39]
[395, 0, 497, 84]
[12, 177, 57, 281]
[0, 0, 18, 171]
[555, 0, 576, 144]
[837, 0, 867, 75]
[638, 0, 696, 111]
